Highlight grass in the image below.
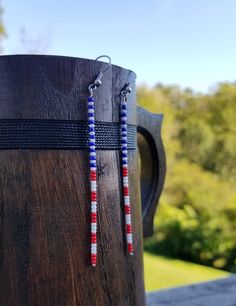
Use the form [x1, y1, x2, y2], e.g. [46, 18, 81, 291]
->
[144, 252, 231, 291]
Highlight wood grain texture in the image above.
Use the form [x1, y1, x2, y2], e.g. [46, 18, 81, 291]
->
[137, 109, 166, 238]
[0, 55, 145, 306]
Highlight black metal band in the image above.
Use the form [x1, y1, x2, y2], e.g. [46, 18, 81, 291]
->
[0, 119, 137, 150]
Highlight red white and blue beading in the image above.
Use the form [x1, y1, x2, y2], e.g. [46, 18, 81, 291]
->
[87, 90, 134, 267]
[88, 96, 98, 266]
[120, 96, 134, 255]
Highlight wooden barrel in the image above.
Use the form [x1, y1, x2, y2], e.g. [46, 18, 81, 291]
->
[0, 55, 166, 306]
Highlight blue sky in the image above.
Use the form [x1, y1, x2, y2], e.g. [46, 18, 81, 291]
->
[3, 0, 236, 92]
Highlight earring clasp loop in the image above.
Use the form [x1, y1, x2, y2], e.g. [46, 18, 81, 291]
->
[121, 71, 137, 101]
[88, 55, 112, 97]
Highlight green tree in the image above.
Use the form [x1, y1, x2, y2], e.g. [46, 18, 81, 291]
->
[0, 4, 6, 52]
[137, 83, 236, 272]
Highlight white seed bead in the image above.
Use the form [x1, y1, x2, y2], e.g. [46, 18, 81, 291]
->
[91, 223, 97, 233]
[124, 196, 130, 204]
[125, 214, 131, 224]
[91, 202, 97, 212]
[127, 233, 133, 243]
[123, 176, 129, 186]
[91, 243, 97, 254]
[91, 181, 97, 191]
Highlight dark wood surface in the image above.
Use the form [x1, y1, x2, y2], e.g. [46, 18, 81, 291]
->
[0, 55, 144, 306]
[146, 275, 236, 306]
[0, 55, 165, 306]
[137, 109, 166, 238]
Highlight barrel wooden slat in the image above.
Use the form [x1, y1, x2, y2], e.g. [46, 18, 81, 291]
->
[0, 55, 145, 306]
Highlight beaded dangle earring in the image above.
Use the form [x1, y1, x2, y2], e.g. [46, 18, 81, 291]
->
[87, 55, 112, 267]
[120, 73, 136, 256]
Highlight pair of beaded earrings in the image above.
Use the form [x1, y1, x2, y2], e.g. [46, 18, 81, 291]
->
[86, 55, 135, 267]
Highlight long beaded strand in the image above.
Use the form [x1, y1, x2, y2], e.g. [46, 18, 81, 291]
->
[88, 96, 98, 266]
[120, 87, 134, 255]
[87, 55, 112, 267]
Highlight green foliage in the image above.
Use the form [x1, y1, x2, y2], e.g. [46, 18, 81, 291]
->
[145, 200, 236, 271]
[0, 6, 6, 52]
[138, 83, 236, 272]
[177, 83, 236, 181]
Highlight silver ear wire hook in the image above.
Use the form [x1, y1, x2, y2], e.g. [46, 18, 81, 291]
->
[94, 55, 112, 73]
[121, 71, 137, 101]
[88, 55, 112, 97]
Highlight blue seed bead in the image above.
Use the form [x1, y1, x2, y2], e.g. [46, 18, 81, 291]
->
[88, 104, 94, 109]
[122, 145, 127, 150]
[88, 97, 94, 102]
[122, 160, 127, 165]
[121, 120, 126, 124]
[88, 113, 95, 118]
[121, 139, 127, 144]
[89, 156, 96, 161]
[89, 141, 95, 146]
[121, 127, 126, 132]
[90, 149, 96, 153]
[88, 120, 95, 124]
[121, 112, 127, 117]
[90, 162, 96, 167]
[121, 104, 127, 110]
[90, 135, 95, 139]
[122, 153, 127, 158]
[89, 127, 95, 132]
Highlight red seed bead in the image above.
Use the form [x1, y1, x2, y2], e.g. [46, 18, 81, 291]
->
[91, 233, 97, 243]
[126, 224, 132, 234]
[123, 186, 129, 196]
[91, 254, 97, 265]
[122, 167, 128, 176]
[91, 191, 97, 201]
[91, 212, 97, 223]
[90, 170, 97, 181]
[124, 205, 131, 214]
[127, 243, 133, 253]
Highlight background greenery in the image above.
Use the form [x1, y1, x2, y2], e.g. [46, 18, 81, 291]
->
[144, 252, 230, 291]
[138, 83, 236, 273]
